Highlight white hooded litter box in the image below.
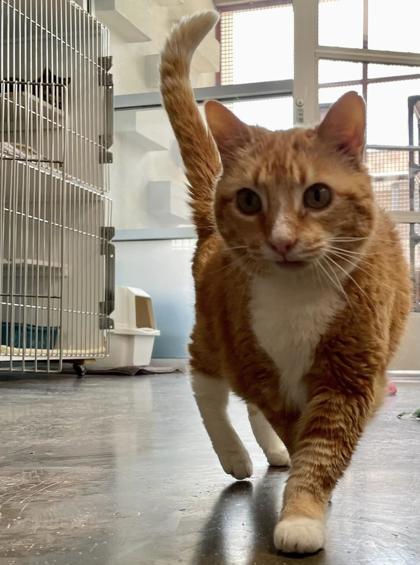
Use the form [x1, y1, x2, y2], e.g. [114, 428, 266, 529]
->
[94, 287, 160, 368]
[101, 327, 160, 368]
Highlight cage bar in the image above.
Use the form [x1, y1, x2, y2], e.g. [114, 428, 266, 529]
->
[0, 0, 113, 372]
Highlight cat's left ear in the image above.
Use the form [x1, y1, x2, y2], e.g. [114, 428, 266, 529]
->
[205, 100, 250, 165]
[317, 91, 366, 158]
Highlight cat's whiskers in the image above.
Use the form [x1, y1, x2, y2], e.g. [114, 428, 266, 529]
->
[328, 236, 369, 243]
[324, 253, 377, 310]
[328, 244, 382, 260]
[328, 250, 395, 293]
[327, 249, 365, 271]
[328, 245, 364, 257]
[311, 260, 326, 292]
[317, 257, 351, 307]
[210, 252, 247, 276]
[222, 245, 249, 253]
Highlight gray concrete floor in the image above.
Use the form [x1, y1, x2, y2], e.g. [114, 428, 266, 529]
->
[0, 373, 419, 565]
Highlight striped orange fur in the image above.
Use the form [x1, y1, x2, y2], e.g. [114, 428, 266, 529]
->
[160, 11, 411, 555]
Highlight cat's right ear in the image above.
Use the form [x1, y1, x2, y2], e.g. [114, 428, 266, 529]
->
[317, 91, 366, 159]
[205, 100, 250, 165]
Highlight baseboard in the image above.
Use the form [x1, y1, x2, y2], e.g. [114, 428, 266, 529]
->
[151, 312, 420, 373]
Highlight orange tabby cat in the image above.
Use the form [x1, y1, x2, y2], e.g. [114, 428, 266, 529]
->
[160, 11, 411, 554]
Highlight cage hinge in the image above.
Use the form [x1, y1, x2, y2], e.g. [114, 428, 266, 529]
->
[100, 226, 115, 251]
[99, 148, 113, 164]
[99, 311, 114, 330]
[99, 133, 113, 150]
[98, 56, 113, 87]
[100, 226, 115, 326]
[99, 56, 113, 72]
[98, 58, 114, 153]
[98, 62, 113, 87]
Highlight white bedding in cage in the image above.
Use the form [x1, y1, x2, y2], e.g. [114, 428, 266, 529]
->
[0, 141, 62, 174]
[0, 91, 65, 129]
[0, 141, 60, 166]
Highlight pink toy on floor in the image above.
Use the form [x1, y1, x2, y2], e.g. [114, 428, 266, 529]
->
[387, 382, 397, 396]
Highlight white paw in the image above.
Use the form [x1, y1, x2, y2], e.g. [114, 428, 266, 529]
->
[266, 447, 290, 467]
[219, 448, 253, 480]
[274, 516, 325, 554]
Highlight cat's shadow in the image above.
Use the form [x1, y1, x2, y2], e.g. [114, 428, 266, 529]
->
[192, 467, 309, 565]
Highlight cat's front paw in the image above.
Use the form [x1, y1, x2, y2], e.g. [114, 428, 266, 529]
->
[219, 448, 253, 480]
[273, 516, 325, 554]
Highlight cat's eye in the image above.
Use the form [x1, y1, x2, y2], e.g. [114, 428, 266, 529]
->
[303, 183, 332, 210]
[236, 188, 263, 215]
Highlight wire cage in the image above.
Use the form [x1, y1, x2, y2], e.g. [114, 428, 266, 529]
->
[0, 0, 114, 372]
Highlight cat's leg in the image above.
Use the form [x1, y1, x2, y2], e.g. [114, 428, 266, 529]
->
[191, 371, 253, 480]
[273, 391, 370, 554]
[247, 403, 290, 467]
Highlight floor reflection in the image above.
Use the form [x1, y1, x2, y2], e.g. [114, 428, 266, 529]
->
[193, 480, 254, 565]
[248, 468, 284, 562]
[193, 468, 293, 565]
[192, 467, 329, 565]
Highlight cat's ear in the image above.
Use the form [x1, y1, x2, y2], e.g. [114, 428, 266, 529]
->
[205, 100, 250, 164]
[317, 91, 366, 158]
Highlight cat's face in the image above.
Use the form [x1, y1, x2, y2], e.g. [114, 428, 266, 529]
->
[206, 92, 376, 278]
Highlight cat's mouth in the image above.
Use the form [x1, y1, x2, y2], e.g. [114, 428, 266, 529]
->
[275, 259, 307, 270]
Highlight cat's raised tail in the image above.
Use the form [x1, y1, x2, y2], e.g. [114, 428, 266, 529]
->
[160, 11, 221, 239]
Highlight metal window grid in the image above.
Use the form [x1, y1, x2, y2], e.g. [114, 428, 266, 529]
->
[219, 2, 293, 87]
[0, 0, 114, 372]
[366, 146, 420, 308]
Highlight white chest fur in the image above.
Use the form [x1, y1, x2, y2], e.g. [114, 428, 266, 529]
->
[249, 273, 343, 410]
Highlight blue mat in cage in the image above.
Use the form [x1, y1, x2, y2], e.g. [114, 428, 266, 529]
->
[1, 322, 59, 349]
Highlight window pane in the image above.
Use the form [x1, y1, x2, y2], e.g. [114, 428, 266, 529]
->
[367, 79, 420, 145]
[319, 84, 363, 110]
[319, 60, 362, 84]
[368, 64, 420, 79]
[220, 4, 293, 85]
[366, 148, 411, 212]
[230, 97, 293, 131]
[368, 0, 420, 53]
[318, 0, 363, 48]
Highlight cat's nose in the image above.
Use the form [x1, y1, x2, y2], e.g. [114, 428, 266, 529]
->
[269, 238, 297, 256]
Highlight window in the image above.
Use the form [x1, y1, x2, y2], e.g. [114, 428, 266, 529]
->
[319, 0, 364, 49]
[368, 0, 420, 53]
[319, 60, 420, 144]
[318, 0, 420, 143]
[230, 97, 293, 131]
[367, 78, 420, 145]
[219, 2, 293, 85]
[319, 0, 420, 53]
